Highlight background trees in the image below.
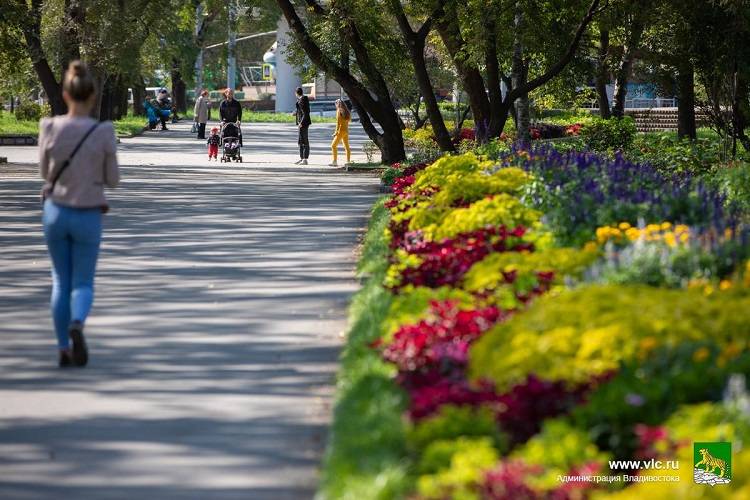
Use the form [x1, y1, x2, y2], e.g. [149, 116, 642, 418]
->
[2, 0, 750, 163]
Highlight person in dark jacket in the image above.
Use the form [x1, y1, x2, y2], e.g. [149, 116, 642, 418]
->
[219, 89, 242, 145]
[294, 87, 311, 165]
[156, 89, 171, 130]
[219, 89, 242, 123]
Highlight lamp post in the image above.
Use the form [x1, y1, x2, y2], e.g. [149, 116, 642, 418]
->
[227, 0, 238, 90]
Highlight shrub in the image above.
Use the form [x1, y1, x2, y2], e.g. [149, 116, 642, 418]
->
[581, 116, 636, 151]
[408, 405, 507, 457]
[626, 133, 735, 176]
[588, 222, 750, 287]
[469, 284, 750, 391]
[416, 437, 499, 499]
[598, 400, 750, 499]
[381, 164, 403, 187]
[570, 344, 750, 459]
[384, 225, 533, 290]
[508, 420, 610, 491]
[14, 101, 45, 121]
[508, 146, 738, 245]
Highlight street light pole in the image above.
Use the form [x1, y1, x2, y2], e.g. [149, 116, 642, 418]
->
[227, 0, 237, 90]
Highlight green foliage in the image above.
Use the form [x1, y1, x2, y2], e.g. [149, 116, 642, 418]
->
[571, 344, 750, 459]
[408, 406, 507, 460]
[416, 437, 499, 500]
[112, 114, 147, 137]
[469, 284, 750, 391]
[319, 198, 412, 500]
[463, 246, 600, 292]
[381, 165, 403, 187]
[600, 401, 750, 499]
[237, 111, 336, 123]
[581, 116, 637, 151]
[426, 194, 541, 241]
[510, 420, 610, 491]
[715, 161, 750, 213]
[469, 138, 511, 161]
[625, 131, 747, 176]
[14, 101, 46, 121]
[382, 286, 476, 340]
[0, 112, 39, 135]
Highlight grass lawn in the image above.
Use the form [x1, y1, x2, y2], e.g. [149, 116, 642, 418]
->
[113, 114, 147, 136]
[0, 112, 146, 137]
[0, 113, 38, 135]
[0, 109, 335, 137]
[239, 110, 336, 123]
[318, 198, 412, 499]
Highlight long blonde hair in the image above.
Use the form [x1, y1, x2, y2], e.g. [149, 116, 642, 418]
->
[336, 99, 351, 120]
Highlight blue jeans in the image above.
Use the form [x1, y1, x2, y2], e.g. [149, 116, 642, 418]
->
[43, 200, 102, 349]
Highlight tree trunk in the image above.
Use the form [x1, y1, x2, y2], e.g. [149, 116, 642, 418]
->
[595, 29, 611, 118]
[389, 0, 454, 151]
[512, 3, 530, 142]
[171, 60, 187, 113]
[276, 0, 405, 163]
[98, 74, 116, 121]
[612, 19, 644, 118]
[114, 75, 129, 120]
[734, 75, 750, 153]
[484, 14, 505, 139]
[676, 61, 696, 140]
[60, 0, 83, 85]
[22, 0, 66, 115]
[434, 4, 491, 130]
[351, 95, 406, 164]
[132, 77, 145, 116]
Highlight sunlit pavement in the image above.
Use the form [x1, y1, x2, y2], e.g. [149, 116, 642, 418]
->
[0, 122, 380, 499]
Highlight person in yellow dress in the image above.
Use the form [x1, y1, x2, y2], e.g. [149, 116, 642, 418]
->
[330, 99, 351, 166]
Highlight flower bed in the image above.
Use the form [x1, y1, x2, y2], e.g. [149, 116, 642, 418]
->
[320, 148, 750, 499]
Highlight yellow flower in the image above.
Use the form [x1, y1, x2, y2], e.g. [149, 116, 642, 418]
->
[679, 232, 690, 244]
[703, 285, 715, 296]
[724, 228, 734, 240]
[639, 337, 658, 355]
[583, 241, 599, 253]
[626, 228, 641, 241]
[719, 280, 732, 291]
[687, 278, 708, 289]
[674, 224, 690, 235]
[618, 222, 631, 230]
[646, 224, 661, 233]
[660, 222, 672, 230]
[692, 347, 711, 363]
[664, 233, 677, 248]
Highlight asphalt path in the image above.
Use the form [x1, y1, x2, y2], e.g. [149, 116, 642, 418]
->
[0, 121, 380, 499]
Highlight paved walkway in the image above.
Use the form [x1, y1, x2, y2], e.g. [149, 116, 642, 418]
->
[0, 122, 380, 499]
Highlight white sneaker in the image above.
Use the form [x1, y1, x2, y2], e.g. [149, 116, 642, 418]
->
[294, 159, 302, 164]
[301, 159, 308, 165]
[329, 161, 338, 166]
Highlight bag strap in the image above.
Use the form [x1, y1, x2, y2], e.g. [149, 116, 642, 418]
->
[47, 122, 101, 190]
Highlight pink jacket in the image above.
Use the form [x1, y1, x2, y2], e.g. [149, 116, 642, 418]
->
[39, 116, 120, 209]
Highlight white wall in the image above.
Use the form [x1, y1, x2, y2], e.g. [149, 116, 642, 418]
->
[274, 16, 302, 113]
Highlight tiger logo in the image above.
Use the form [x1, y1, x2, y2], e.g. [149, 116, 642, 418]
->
[695, 448, 728, 478]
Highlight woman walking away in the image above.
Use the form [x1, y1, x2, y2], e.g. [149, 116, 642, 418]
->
[39, 60, 120, 367]
[330, 99, 351, 166]
[194, 89, 210, 139]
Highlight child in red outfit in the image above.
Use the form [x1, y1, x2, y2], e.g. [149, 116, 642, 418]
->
[207, 127, 220, 160]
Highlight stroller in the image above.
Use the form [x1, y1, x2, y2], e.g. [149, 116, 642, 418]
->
[220, 122, 243, 163]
